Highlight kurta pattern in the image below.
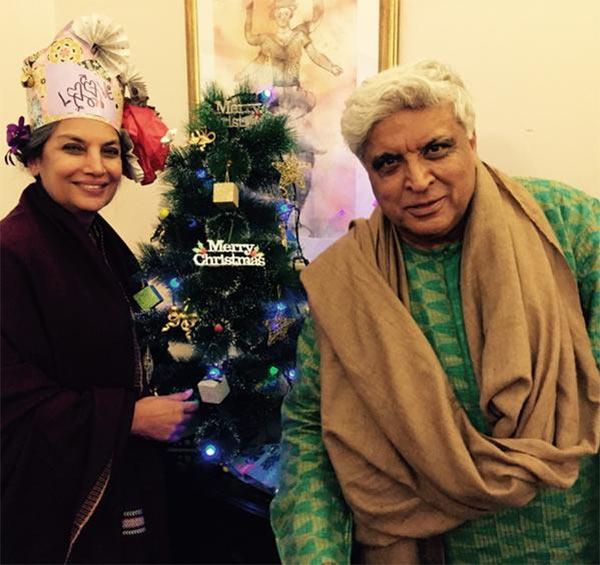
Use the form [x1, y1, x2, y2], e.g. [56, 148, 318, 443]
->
[271, 178, 599, 563]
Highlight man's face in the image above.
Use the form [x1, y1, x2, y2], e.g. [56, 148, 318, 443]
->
[273, 7, 293, 27]
[362, 104, 477, 249]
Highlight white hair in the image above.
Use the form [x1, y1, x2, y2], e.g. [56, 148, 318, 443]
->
[340, 60, 476, 158]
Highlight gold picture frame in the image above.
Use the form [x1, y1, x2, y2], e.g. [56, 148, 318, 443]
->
[184, 0, 400, 115]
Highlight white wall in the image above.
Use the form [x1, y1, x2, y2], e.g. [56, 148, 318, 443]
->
[1, 0, 598, 253]
[400, 0, 600, 198]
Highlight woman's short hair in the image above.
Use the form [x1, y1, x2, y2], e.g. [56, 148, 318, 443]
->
[340, 59, 476, 159]
[17, 122, 58, 166]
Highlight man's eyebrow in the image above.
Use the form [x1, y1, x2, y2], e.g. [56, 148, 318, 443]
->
[371, 152, 402, 171]
[421, 136, 455, 150]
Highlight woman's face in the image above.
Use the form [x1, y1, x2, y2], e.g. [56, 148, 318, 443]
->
[29, 118, 122, 223]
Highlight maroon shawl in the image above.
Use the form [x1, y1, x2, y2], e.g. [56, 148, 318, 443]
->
[1, 182, 167, 563]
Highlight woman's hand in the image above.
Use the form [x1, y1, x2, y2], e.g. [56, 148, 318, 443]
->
[131, 389, 199, 442]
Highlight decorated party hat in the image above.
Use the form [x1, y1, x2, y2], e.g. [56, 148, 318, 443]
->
[8, 15, 170, 185]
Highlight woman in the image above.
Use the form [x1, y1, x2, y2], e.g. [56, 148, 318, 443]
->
[1, 15, 197, 564]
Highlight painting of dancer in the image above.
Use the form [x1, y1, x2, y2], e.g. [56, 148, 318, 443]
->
[196, 0, 379, 249]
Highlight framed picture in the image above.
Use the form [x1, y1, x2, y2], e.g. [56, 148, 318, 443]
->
[184, 0, 400, 256]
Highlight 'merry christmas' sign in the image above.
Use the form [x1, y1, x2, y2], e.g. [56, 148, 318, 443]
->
[193, 239, 266, 267]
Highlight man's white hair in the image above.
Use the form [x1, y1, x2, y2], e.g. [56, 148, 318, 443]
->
[340, 60, 476, 158]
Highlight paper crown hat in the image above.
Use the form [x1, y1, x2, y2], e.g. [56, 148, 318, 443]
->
[15, 14, 169, 185]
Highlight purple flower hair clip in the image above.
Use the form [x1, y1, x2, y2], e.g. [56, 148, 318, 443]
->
[5, 116, 31, 166]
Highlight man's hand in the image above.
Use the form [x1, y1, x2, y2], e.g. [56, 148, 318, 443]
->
[131, 389, 199, 442]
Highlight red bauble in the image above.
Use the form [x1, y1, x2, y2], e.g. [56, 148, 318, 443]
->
[214, 323, 224, 333]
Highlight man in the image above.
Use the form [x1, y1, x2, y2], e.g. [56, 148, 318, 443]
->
[239, 0, 342, 119]
[271, 60, 599, 563]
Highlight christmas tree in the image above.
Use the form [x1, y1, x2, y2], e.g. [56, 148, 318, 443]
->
[137, 84, 308, 492]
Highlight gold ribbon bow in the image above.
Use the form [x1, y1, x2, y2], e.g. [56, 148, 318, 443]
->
[161, 305, 199, 340]
[189, 128, 216, 151]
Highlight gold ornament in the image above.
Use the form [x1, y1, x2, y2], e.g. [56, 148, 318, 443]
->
[264, 313, 296, 346]
[213, 160, 239, 208]
[272, 154, 309, 198]
[293, 257, 309, 271]
[161, 306, 199, 341]
[279, 223, 288, 248]
[213, 182, 239, 208]
[189, 128, 216, 151]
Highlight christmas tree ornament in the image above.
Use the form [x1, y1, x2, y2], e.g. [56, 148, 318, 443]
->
[189, 127, 216, 151]
[257, 88, 272, 104]
[213, 323, 224, 333]
[132, 284, 163, 311]
[293, 257, 309, 271]
[272, 154, 309, 198]
[195, 167, 209, 180]
[199, 441, 221, 462]
[193, 239, 266, 267]
[212, 161, 239, 208]
[264, 313, 296, 346]
[161, 305, 199, 340]
[198, 375, 230, 404]
[214, 97, 263, 128]
[285, 368, 298, 383]
[213, 182, 239, 208]
[158, 207, 170, 220]
[277, 201, 294, 222]
[279, 222, 288, 248]
[168, 340, 196, 362]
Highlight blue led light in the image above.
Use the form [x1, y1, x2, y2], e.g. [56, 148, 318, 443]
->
[207, 366, 221, 379]
[195, 168, 208, 180]
[188, 218, 198, 229]
[276, 302, 286, 312]
[257, 88, 272, 103]
[199, 441, 221, 462]
[169, 277, 181, 289]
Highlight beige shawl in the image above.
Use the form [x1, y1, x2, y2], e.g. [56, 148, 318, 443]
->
[301, 162, 599, 563]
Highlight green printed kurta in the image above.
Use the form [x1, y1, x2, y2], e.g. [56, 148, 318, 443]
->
[271, 179, 600, 564]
